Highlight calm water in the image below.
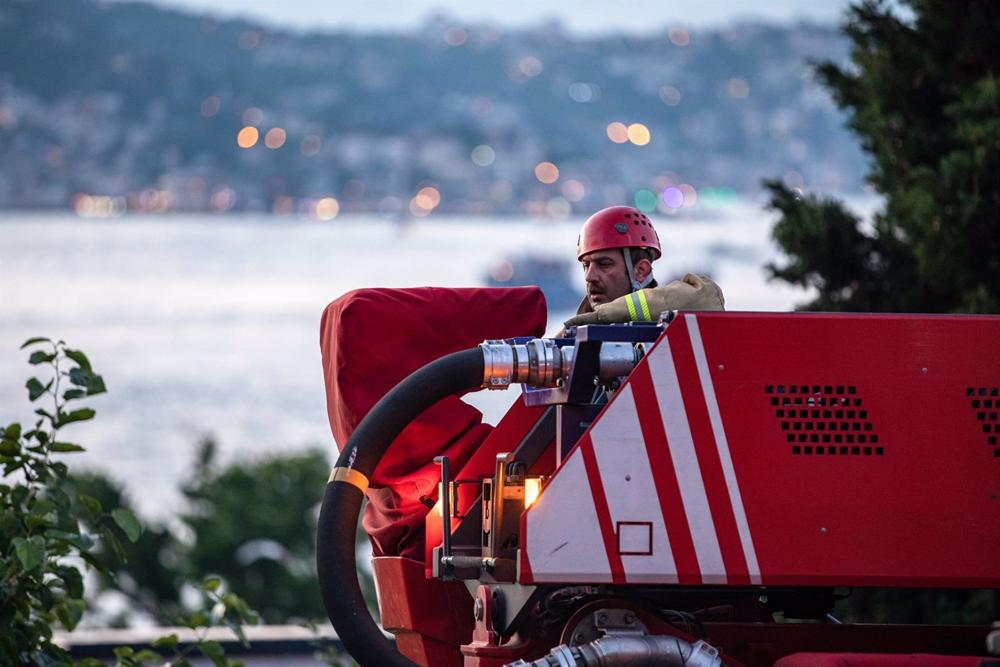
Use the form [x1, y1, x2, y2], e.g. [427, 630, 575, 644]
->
[0, 207, 817, 516]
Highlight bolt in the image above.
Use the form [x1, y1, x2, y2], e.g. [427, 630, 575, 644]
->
[572, 632, 586, 644]
[921, 367, 928, 374]
[625, 474, 631, 481]
[597, 612, 608, 625]
[623, 612, 635, 625]
[718, 364, 725, 371]
[820, 527, 828, 533]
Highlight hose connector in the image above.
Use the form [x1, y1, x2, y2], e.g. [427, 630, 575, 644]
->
[481, 339, 644, 391]
[481, 339, 565, 389]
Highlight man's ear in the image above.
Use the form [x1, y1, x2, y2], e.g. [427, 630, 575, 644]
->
[633, 258, 652, 282]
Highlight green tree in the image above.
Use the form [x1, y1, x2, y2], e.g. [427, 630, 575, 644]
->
[766, 0, 1000, 312]
[1, 339, 257, 666]
[180, 441, 335, 624]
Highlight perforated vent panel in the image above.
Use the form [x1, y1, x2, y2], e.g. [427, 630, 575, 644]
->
[967, 386, 1000, 458]
[766, 384, 882, 456]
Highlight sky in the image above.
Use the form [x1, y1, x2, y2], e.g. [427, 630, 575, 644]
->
[135, 0, 854, 34]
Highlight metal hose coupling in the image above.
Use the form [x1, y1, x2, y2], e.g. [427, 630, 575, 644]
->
[480, 339, 642, 390]
[481, 339, 565, 389]
[505, 636, 723, 667]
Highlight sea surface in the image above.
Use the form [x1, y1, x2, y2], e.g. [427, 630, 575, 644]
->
[0, 205, 846, 517]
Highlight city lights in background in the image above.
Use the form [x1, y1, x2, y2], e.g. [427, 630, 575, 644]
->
[314, 197, 340, 220]
[606, 122, 628, 144]
[236, 126, 259, 148]
[471, 144, 496, 166]
[534, 162, 559, 184]
[606, 122, 651, 146]
[264, 127, 287, 149]
[627, 123, 651, 146]
[409, 186, 441, 217]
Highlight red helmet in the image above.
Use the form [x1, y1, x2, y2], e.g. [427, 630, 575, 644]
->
[576, 206, 661, 261]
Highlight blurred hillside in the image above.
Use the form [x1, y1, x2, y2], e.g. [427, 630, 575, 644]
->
[0, 0, 866, 215]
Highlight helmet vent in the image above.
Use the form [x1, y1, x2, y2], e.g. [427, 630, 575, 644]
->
[967, 386, 1000, 457]
[765, 384, 882, 456]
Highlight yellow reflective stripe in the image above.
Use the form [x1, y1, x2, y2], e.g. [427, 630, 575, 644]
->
[329, 466, 369, 494]
[636, 289, 652, 321]
[625, 293, 638, 321]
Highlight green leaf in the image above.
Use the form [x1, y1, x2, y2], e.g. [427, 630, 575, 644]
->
[29, 350, 56, 365]
[152, 633, 179, 648]
[203, 576, 222, 592]
[64, 348, 92, 372]
[58, 565, 85, 598]
[78, 494, 103, 516]
[3, 423, 22, 439]
[135, 649, 160, 662]
[113, 646, 135, 659]
[0, 440, 20, 456]
[87, 373, 107, 395]
[50, 442, 85, 453]
[13, 535, 46, 571]
[20, 336, 51, 349]
[198, 639, 226, 667]
[112, 508, 142, 543]
[55, 408, 96, 427]
[62, 388, 86, 400]
[26, 377, 51, 401]
[56, 597, 85, 630]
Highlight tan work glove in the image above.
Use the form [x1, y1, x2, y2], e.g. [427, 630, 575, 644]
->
[564, 274, 725, 328]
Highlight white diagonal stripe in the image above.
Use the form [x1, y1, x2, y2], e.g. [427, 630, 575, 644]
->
[525, 450, 612, 583]
[646, 339, 727, 583]
[686, 313, 761, 584]
[589, 384, 678, 583]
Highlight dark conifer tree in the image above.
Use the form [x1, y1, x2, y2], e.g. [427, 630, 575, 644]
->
[766, 0, 1000, 313]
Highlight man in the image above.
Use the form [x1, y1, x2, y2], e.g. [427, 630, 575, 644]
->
[563, 206, 724, 328]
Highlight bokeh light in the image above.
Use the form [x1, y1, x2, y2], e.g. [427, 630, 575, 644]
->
[264, 127, 286, 149]
[200, 96, 220, 117]
[315, 197, 340, 220]
[443, 27, 467, 46]
[518, 56, 543, 77]
[546, 196, 571, 218]
[662, 186, 684, 209]
[668, 28, 690, 46]
[606, 122, 628, 143]
[561, 179, 586, 202]
[634, 189, 657, 213]
[300, 134, 322, 156]
[471, 145, 496, 166]
[490, 259, 514, 282]
[236, 126, 259, 149]
[727, 78, 750, 99]
[627, 123, 651, 146]
[242, 107, 263, 125]
[534, 161, 559, 184]
[415, 186, 441, 209]
[678, 184, 698, 207]
[658, 85, 682, 106]
[568, 82, 599, 103]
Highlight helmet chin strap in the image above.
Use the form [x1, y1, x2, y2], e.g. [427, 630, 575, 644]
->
[623, 248, 654, 292]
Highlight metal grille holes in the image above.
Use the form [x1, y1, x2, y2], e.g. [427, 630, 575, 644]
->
[966, 386, 1000, 458]
[765, 384, 882, 457]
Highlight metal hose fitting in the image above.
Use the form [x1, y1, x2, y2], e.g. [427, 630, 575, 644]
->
[505, 636, 723, 667]
[481, 340, 643, 390]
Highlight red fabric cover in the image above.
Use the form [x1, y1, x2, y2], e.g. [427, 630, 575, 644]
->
[776, 654, 989, 667]
[320, 287, 547, 559]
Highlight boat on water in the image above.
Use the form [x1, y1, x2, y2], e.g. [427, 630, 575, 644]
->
[483, 253, 581, 312]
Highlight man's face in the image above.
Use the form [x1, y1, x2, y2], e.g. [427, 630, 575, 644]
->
[580, 249, 632, 308]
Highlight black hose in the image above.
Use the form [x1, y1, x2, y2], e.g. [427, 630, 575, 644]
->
[317, 347, 485, 667]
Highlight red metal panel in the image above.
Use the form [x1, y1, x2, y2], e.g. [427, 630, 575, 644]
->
[522, 312, 1000, 588]
[688, 312, 1000, 588]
